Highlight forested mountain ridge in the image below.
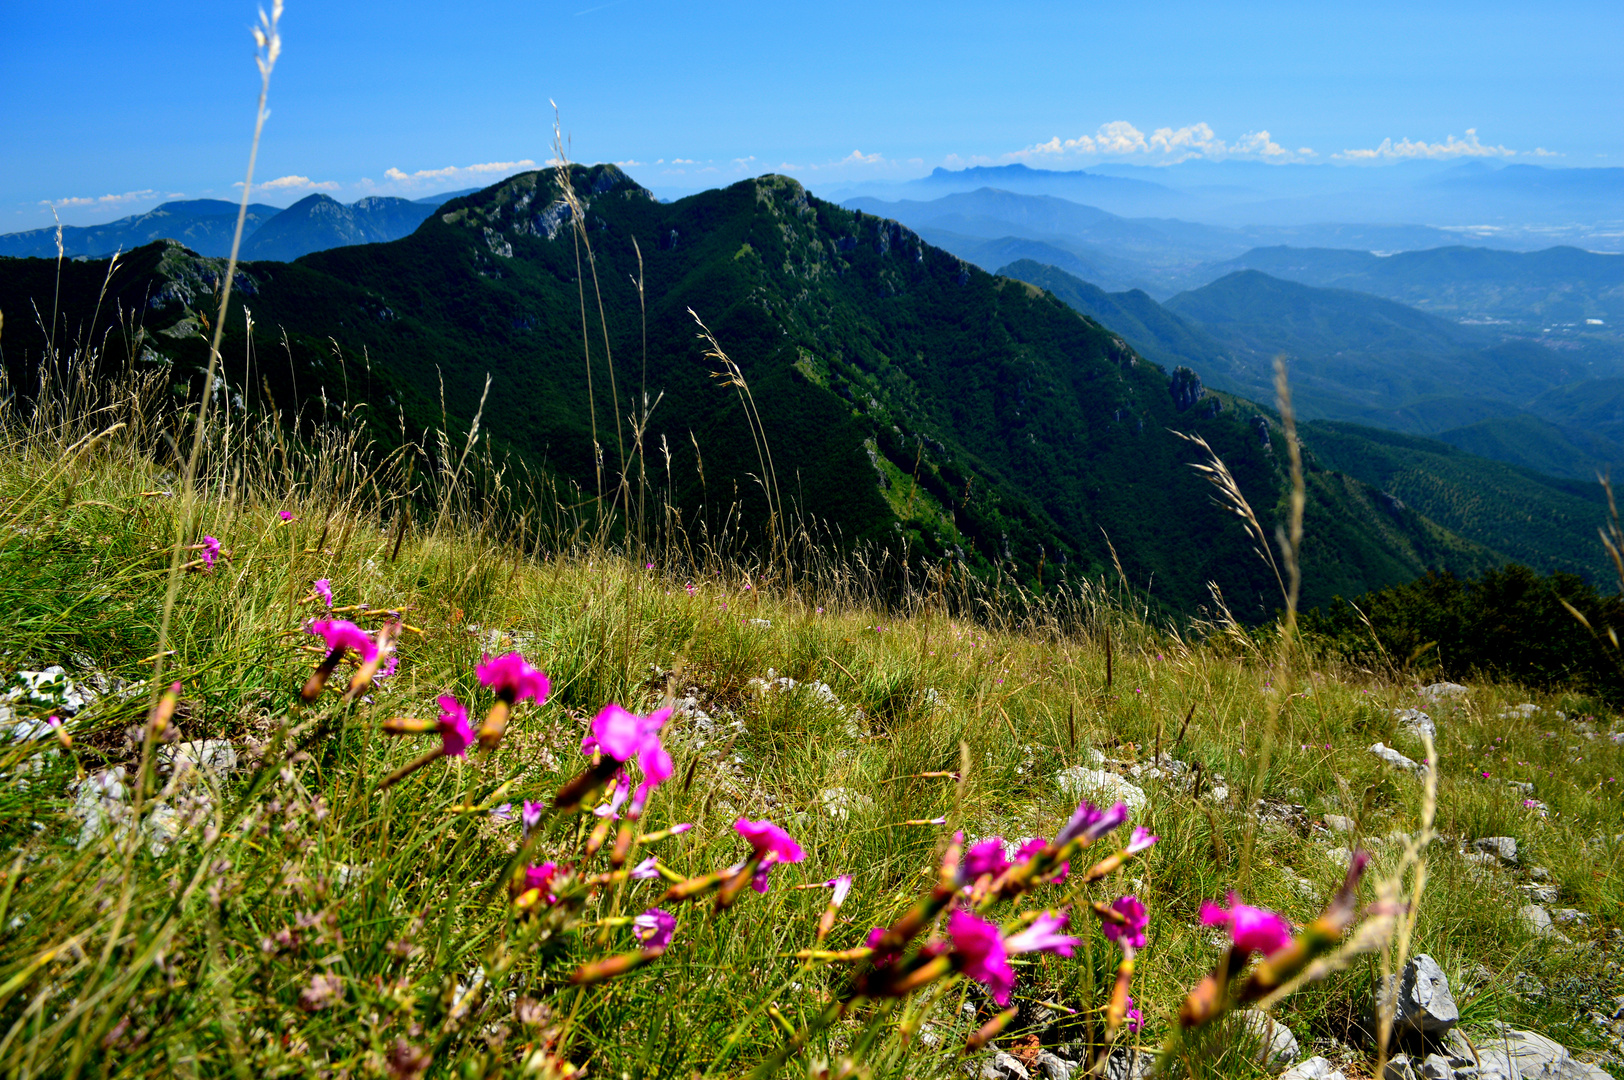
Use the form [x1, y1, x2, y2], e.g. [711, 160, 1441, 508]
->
[2, 165, 1565, 617]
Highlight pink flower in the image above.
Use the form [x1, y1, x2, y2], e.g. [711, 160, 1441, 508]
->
[521, 800, 544, 833]
[866, 925, 900, 966]
[523, 862, 558, 903]
[279, 510, 293, 521]
[307, 618, 378, 663]
[828, 874, 853, 906]
[375, 654, 398, 683]
[314, 579, 333, 608]
[1102, 895, 1149, 950]
[963, 837, 1011, 881]
[1125, 995, 1143, 1033]
[1200, 893, 1292, 956]
[1126, 826, 1158, 855]
[582, 705, 674, 814]
[200, 535, 221, 568]
[685, 582, 696, 596]
[1016, 837, 1070, 883]
[438, 695, 474, 757]
[1005, 911, 1080, 957]
[949, 909, 1015, 1005]
[735, 818, 805, 892]
[632, 907, 676, 949]
[490, 803, 514, 822]
[631, 856, 661, 880]
[1054, 800, 1129, 848]
[476, 653, 551, 705]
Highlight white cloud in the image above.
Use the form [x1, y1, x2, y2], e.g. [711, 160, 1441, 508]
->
[774, 150, 905, 176]
[381, 159, 544, 190]
[1334, 128, 1516, 161]
[614, 159, 645, 167]
[244, 174, 341, 192]
[40, 188, 160, 210]
[1529, 147, 1562, 157]
[1008, 121, 1313, 164]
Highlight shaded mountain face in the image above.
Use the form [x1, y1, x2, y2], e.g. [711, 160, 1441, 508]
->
[0, 200, 282, 259]
[1, 166, 1531, 617]
[241, 194, 440, 261]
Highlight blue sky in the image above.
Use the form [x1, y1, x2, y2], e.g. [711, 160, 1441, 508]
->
[3, 0, 1619, 225]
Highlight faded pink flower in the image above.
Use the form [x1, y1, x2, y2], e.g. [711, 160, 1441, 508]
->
[1054, 799, 1129, 848]
[828, 874, 853, 906]
[1125, 995, 1143, 1033]
[298, 972, 344, 1012]
[1005, 910, 1080, 957]
[632, 907, 676, 949]
[1200, 892, 1292, 956]
[631, 856, 661, 880]
[1102, 895, 1149, 950]
[1126, 826, 1158, 854]
[437, 695, 474, 757]
[949, 908, 1015, 1005]
[593, 771, 631, 818]
[314, 578, 333, 608]
[476, 653, 551, 705]
[523, 862, 559, 903]
[200, 535, 221, 568]
[307, 619, 378, 663]
[521, 800, 544, 834]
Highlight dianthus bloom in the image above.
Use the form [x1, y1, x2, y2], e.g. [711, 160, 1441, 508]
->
[473, 652, 550, 751]
[1126, 826, 1158, 854]
[308, 619, 378, 663]
[1005, 910, 1080, 958]
[279, 510, 294, 521]
[200, 535, 221, 568]
[735, 818, 805, 892]
[963, 837, 1011, 881]
[632, 907, 677, 950]
[520, 862, 558, 905]
[521, 800, 544, 835]
[631, 856, 661, 881]
[1102, 895, 1149, 950]
[1016, 837, 1070, 883]
[437, 695, 474, 757]
[1200, 892, 1292, 956]
[314, 578, 333, 608]
[1124, 995, 1143, 1033]
[582, 704, 674, 815]
[1053, 799, 1130, 848]
[948, 909, 1015, 1005]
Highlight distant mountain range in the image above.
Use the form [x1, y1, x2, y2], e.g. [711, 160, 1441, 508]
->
[12, 167, 1612, 617]
[999, 258, 1624, 483]
[0, 189, 478, 261]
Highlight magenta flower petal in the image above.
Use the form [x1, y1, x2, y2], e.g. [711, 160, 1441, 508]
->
[593, 771, 631, 818]
[314, 579, 333, 608]
[631, 856, 661, 880]
[735, 818, 805, 863]
[523, 862, 558, 902]
[1101, 895, 1149, 950]
[437, 695, 474, 757]
[1005, 911, 1080, 957]
[1126, 826, 1158, 854]
[307, 618, 377, 663]
[476, 653, 551, 705]
[1054, 799, 1130, 848]
[1201, 892, 1292, 956]
[589, 704, 648, 763]
[200, 535, 221, 567]
[632, 907, 676, 949]
[521, 800, 544, 832]
[964, 837, 1011, 881]
[949, 908, 1015, 1005]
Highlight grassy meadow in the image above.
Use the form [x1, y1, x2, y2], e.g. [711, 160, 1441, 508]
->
[0, 362, 1620, 1079]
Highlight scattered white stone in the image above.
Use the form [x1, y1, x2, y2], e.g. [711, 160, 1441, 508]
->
[1328, 846, 1354, 868]
[981, 1051, 1030, 1080]
[1551, 908, 1591, 926]
[1206, 784, 1230, 803]
[748, 618, 772, 628]
[1416, 682, 1468, 703]
[1392, 708, 1437, 742]
[1034, 1050, 1073, 1080]
[71, 767, 130, 849]
[3, 666, 93, 715]
[1519, 904, 1572, 943]
[160, 739, 238, 779]
[1323, 814, 1356, 834]
[1477, 1023, 1613, 1080]
[1238, 1010, 1300, 1071]
[1370, 742, 1424, 773]
[1280, 1057, 1346, 1080]
[818, 787, 874, 821]
[1527, 866, 1551, 881]
[1380, 954, 1459, 1037]
[1056, 766, 1147, 815]
[1521, 884, 1560, 904]
[1472, 836, 1519, 866]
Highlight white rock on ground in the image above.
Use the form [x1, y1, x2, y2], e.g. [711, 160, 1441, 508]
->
[1380, 954, 1459, 1037]
[1034, 1050, 1073, 1080]
[1472, 836, 1519, 866]
[1056, 766, 1147, 814]
[818, 787, 874, 821]
[1416, 682, 1468, 703]
[1323, 813, 1356, 834]
[1392, 708, 1438, 742]
[1519, 904, 1573, 944]
[1280, 1057, 1346, 1080]
[1370, 742, 1425, 773]
[1477, 1023, 1614, 1079]
[1239, 1010, 1300, 1071]
[980, 1051, 1030, 1080]
[160, 739, 238, 778]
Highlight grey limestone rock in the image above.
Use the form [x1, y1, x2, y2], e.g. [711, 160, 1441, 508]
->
[1383, 1053, 1419, 1080]
[1477, 1024, 1614, 1079]
[1035, 1050, 1074, 1080]
[1393, 708, 1438, 742]
[1239, 1010, 1300, 1071]
[1056, 766, 1147, 814]
[1371, 742, 1425, 773]
[981, 1051, 1030, 1080]
[1324, 813, 1357, 834]
[1384, 954, 1460, 1037]
[1472, 837, 1519, 866]
[1417, 682, 1468, 703]
[1280, 1057, 1346, 1080]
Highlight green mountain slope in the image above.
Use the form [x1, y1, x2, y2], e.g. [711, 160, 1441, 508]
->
[0, 166, 1552, 618]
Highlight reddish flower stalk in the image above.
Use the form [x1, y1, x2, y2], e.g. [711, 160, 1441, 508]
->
[965, 1008, 1019, 1053]
[377, 696, 474, 789]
